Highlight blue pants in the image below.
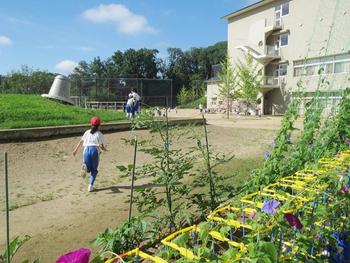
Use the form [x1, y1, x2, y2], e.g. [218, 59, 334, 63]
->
[83, 146, 99, 186]
[126, 104, 135, 118]
[135, 101, 140, 112]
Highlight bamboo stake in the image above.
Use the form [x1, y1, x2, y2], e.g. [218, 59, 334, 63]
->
[201, 113, 216, 210]
[128, 137, 138, 222]
[4, 152, 10, 263]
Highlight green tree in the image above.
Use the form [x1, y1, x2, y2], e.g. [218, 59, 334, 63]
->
[90, 56, 105, 78]
[2, 65, 55, 94]
[70, 60, 91, 79]
[111, 48, 160, 78]
[217, 56, 239, 119]
[236, 54, 262, 115]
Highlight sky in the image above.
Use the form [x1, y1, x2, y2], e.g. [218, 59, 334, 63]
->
[0, 0, 259, 75]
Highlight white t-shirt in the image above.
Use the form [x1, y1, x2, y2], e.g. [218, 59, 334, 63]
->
[82, 130, 104, 147]
[132, 92, 141, 101]
[127, 98, 135, 106]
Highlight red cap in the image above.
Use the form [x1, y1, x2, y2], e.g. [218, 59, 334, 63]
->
[90, 116, 101, 126]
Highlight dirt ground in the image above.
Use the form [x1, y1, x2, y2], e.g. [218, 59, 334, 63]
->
[0, 110, 291, 262]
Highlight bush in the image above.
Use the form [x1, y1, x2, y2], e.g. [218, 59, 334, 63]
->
[177, 86, 195, 105]
[177, 96, 206, 109]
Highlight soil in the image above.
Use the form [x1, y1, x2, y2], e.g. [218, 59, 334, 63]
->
[0, 110, 290, 262]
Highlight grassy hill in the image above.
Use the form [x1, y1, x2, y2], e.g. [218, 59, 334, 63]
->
[0, 94, 126, 129]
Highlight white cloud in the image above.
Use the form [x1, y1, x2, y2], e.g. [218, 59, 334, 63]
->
[0, 36, 12, 46]
[82, 4, 155, 35]
[55, 60, 78, 74]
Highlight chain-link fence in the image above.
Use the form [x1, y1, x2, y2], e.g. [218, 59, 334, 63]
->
[70, 77, 173, 108]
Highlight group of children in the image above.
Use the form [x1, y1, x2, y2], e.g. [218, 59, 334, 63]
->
[125, 89, 141, 119]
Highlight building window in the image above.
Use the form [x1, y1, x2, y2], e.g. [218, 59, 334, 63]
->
[279, 64, 288, 76]
[294, 67, 302, 77]
[325, 63, 334, 74]
[281, 3, 289, 16]
[275, 2, 289, 17]
[305, 66, 315, 75]
[334, 61, 350, 73]
[280, 34, 289, 46]
[293, 53, 350, 76]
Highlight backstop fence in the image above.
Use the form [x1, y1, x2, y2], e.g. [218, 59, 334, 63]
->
[70, 77, 173, 109]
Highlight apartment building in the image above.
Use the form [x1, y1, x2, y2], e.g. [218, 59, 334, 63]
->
[207, 0, 350, 115]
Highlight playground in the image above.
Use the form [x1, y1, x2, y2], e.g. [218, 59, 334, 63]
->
[0, 111, 282, 262]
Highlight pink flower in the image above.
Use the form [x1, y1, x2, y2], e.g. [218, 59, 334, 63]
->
[250, 210, 257, 219]
[341, 185, 349, 194]
[55, 248, 91, 263]
[284, 213, 303, 229]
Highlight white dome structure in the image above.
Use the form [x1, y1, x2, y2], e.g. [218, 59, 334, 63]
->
[42, 75, 74, 104]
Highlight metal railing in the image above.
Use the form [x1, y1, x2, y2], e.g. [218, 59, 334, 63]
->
[265, 17, 283, 29]
[262, 76, 280, 87]
[264, 45, 280, 57]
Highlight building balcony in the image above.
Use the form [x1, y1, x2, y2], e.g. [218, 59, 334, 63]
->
[260, 76, 281, 93]
[236, 45, 280, 65]
[264, 18, 283, 37]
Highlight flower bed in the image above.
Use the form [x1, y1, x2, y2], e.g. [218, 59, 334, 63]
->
[101, 150, 350, 262]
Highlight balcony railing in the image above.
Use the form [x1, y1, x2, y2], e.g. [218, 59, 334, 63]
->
[262, 76, 279, 87]
[264, 45, 280, 57]
[265, 17, 283, 29]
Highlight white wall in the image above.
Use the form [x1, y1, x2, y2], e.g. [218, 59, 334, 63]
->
[206, 81, 221, 109]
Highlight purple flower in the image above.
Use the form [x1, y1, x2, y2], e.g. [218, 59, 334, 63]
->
[56, 248, 91, 263]
[261, 200, 280, 215]
[341, 185, 349, 194]
[270, 137, 277, 148]
[347, 139, 350, 147]
[284, 213, 303, 229]
[264, 151, 271, 159]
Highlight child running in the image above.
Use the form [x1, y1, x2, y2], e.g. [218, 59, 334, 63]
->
[72, 116, 106, 192]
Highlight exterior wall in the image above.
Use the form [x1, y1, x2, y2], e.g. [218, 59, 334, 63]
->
[226, 0, 350, 115]
[264, 88, 288, 115]
[206, 81, 221, 109]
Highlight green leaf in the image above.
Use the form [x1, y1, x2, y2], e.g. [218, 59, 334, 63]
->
[90, 255, 105, 263]
[116, 165, 127, 172]
[4, 235, 31, 261]
[260, 241, 277, 262]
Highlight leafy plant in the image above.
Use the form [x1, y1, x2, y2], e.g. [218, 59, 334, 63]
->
[130, 109, 194, 232]
[187, 117, 235, 216]
[93, 216, 147, 255]
[177, 86, 196, 105]
[0, 235, 39, 263]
